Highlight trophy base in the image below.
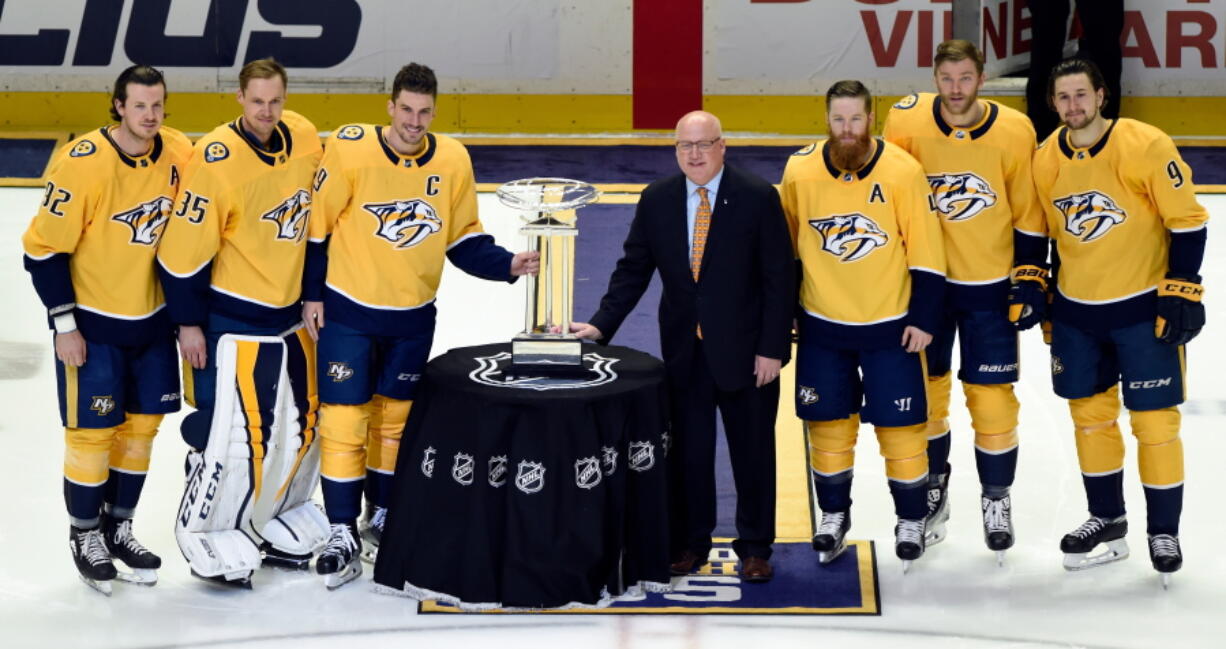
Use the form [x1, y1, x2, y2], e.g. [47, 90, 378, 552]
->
[507, 334, 594, 379]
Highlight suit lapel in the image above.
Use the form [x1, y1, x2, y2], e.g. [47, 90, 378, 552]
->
[663, 175, 692, 280]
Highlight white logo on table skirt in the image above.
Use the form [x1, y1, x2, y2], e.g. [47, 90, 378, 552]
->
[489, 455, 508, 487]
[575, 456, 601, 489]
[468, 351, 620, 390]
[516, 460, 546, 494]
[629, 441, 656, 472]
[601, 446, 618, 476]
[421, 446, 436, 478]
[452, 452, 474, 486]
[661, 431, 672, 458]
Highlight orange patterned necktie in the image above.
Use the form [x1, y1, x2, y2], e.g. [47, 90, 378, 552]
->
[691, 186, 711, 281]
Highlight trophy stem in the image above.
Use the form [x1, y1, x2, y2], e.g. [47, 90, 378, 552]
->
[560, 235, 572, 335]
[524, 232, 540, 333]
[543, 234, 555, 330]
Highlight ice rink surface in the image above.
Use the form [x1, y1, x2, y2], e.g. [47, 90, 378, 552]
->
[0, 186, 1223, 649]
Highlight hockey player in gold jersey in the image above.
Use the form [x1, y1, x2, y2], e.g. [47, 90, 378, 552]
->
[883, 40, 1045, 562]
[303, 63, 539, 588]
[22, 65, 191, 594]
[781, 80, 946, 571]
[158, 58, 326, 587]
[1030, 59, 1208, 586]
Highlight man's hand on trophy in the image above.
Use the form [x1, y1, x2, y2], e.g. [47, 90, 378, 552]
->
[561, 322, 603, 340]
[511, 251, 542, 276]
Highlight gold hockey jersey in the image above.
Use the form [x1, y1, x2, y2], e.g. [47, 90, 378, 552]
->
[884, 92, 1043, 308]
[780, 138, 946, 347]
[306, 126, 512, 335]
[1033, 118, 1208, 327]
[157, 110, 322, 327]
[23, 126, 192, 344]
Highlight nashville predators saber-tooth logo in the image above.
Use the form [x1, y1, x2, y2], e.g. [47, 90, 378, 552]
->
[111, 196, 173, 245]
[364, 198, 441, 249]
[809, 213, 888, 262]
[260, 189, 311, 241]
[1055, 191, 1128, 242]
[928, 172, 997, 221]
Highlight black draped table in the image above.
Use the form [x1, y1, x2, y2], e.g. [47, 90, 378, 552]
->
[373, 343, 672, 609]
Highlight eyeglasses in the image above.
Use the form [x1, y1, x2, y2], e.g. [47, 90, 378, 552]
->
[675, 138, 721, 152]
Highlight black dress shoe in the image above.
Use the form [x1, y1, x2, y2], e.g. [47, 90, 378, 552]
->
[739, 556, 773, 583]
[669, 549, 708, 575]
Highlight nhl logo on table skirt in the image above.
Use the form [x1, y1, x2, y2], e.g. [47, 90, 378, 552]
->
[421, 446, 436, 478]
[628, 441, 655, 472]
[516, 460, 546, 494]
[468, 351, 619, 390]
[452, 453, 475, 486]
[601, 446, 618, 476]
[575, 456, 601, 489]
[488, 455, 508, 487]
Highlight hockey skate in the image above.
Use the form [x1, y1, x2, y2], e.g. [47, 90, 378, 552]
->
[358, 504, 386, 565]
[70, 526, 117, 596]
[261, 543, 313, 571]
[924, 471, 950, 546]
[1060, 515, 1129, 571]
[1148, 534, 1182, 589]
[981, 494, 1014, 566]
[101, 514, 160, 586]
[812, 510, 850, 564]
[317, 522, 362, 590]
[895, 518, 926, 573]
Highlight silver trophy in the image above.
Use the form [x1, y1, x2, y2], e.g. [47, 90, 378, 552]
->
[496, 178, 601, 375]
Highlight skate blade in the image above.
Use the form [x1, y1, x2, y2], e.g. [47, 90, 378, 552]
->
[925, 520, 948, 546]
[79, 574, 113, 596]
[995, 550, 1007, 567]
[1063, 539, 1129, 571]
[818, 542, 848, 565]
[323, 562, 362, 590]
[262, 554, 312, 571]
[115, 568, 158, 586]
[359, 546, 378, 565]
[191, 569, 253, 589]
[1161, 573, 1172, 590]
[901, 559, 913, 575]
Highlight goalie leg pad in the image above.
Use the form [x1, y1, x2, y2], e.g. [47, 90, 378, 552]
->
[175, 334, 285, 578]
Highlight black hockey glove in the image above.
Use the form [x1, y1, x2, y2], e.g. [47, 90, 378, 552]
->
[1155, 274, 1204, 346]
[1007, 265, 1047, 331]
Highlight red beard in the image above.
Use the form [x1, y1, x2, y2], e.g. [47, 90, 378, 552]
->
[828, 130, 872, 171]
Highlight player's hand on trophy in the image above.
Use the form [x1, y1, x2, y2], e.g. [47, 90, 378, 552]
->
[55, 330, 87, 367]
[754, 355, 782, 387]
[901, 326, 932, 353]
[511, 251, 541, 276]
[303, 300, 325, 341]
[178, 325, 208, 370]
[568, 322, 603, 340]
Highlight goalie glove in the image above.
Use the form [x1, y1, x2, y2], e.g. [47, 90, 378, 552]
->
[1007, 265, 1047, 331]
[1155, 274, 1204, 346]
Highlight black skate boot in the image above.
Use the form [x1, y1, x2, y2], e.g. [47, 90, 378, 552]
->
[981, 493, 1015, 566]
[812, 510, 851, 564]
[70, 525, 117, 596]
[101, 514, 160, 586]
[1060, 515, 1129, 571]
[358, 504, 386, 564]
[895, 518, 927, 573]
[1148, 534, 1182, 589]
[317, 521, 362, 590]
[924, 469, 950, 546]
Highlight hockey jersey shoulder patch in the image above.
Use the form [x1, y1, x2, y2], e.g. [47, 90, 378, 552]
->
[204, 142, 230, 163]
[893, 93, 919, 110]
[69, 140, 97, 158]
[337, 125, 365, 141]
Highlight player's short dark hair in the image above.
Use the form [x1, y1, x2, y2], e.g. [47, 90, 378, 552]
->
[934, 39, 985, 76]
[239, 57, 288, 92]
[110, 64, 166, 122]
[392, 63, 438, 101]
[826, 80, 873, 115]
[1047, 58, 1109, 109]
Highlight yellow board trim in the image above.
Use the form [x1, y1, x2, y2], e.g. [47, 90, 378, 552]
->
[6, 92, 1226, 135]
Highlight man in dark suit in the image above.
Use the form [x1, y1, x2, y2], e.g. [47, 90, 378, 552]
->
[569, 111, 793, 582]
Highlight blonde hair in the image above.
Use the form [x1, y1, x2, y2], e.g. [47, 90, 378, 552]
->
[239, 57, 288, 91]
[933, 39, 985, 75]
